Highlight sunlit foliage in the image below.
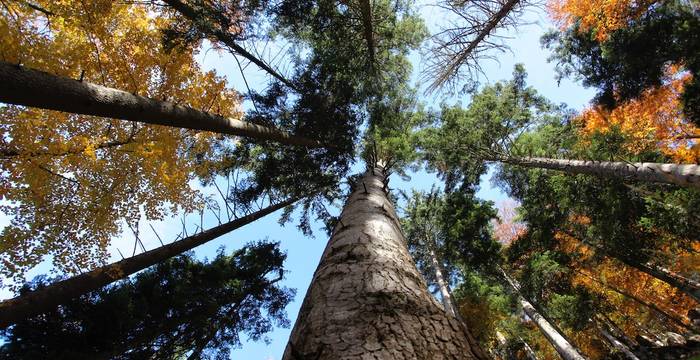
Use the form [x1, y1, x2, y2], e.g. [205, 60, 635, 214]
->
[0, 0, 241, 286]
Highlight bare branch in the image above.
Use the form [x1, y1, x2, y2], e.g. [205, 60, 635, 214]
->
[422, 0, 531, 93]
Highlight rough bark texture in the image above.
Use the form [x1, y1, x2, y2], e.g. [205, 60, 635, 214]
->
[501, 269, 587, 360]
[0, 62, 322, 147]
[498, 156, 700, 190]
[0, 197, 299, 328]
[283, 166, 482, 359]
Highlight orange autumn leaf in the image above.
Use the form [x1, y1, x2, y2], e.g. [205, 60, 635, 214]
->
[547, 0, 659, 41]
[577, 72, 700, 163]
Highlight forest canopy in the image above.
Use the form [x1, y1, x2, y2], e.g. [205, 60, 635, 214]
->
[0, 0, 698, 359]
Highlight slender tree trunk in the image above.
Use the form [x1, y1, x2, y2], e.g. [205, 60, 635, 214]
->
[565, 231, 700, 304]
[428, 246, 459, 317]
[614, 258, 700, 304]
[520, 337, 539, 360]
[597, 324, 641, 360]
[0, 197, 300, 328]
[495, 156, 700, 190]
[500, 268, 587, 360]
[578, 270, 694, 331]
[358, 0, 376, 65]
[162, 0, 297, 90]
[283, 164, 484, 359]
[599, 314, 638, 350]
[427, 0, 521, 92]
[0, 62, 323, 147]
[642, 263, 700, 302]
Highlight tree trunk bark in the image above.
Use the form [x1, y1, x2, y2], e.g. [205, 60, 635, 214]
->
[500, 269, 587, 360]
[0, 197, 300, 328]
[283, 165, 483, 359]
[0, 62, 322, 147]
[358, 0, 376, 65]
[495, 156, 700, 190]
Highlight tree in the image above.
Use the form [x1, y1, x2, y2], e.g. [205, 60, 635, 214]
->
[544, 0, 700, 126]
[0, 62, 323, 147]
[0, 196, 300, 328]
[547, 0, 658, 41]
[575, 72, 699, 163]
[282, 163, 486, 359]
[0, 0, 244, 286]
[496, 159, 700, 302]
[500, 267, 587, 360]
[400, 188, 498, 316]
[423, 0, 530, 93]
[493, 200, 526, 246]
[0, 242, 294, 359]
[420, 65, 700, 190]
[494, 156, 700, 190]
[161, 0, 297, 89]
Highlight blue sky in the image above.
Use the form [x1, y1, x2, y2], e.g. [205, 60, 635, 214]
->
[0, 2, 596, 359]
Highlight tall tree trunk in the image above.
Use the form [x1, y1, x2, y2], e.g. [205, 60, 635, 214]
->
[283, 164, 484, 359]
[520, 337, 539, 360]
[500, 268, 587, 360]
[495, 156, 700, 190]
[357, 0, 376, 66]
[426, 0, 521, 93]
[0, 62, 323, 147]
[428, 246, 459, 317]
[0, 197, 300, 328]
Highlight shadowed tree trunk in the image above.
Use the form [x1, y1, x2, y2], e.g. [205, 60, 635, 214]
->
[632, 263, 700, 303]
[500, 268, 587, 360]
[0, 197, 300, 328]
[283, 163, 485, 359]
[494, 156, 700, 190]
[596, 319, 641, 360]
[578, 270, 695, 331]
[521, 337, 539, 360]
[0, 62, 323, 147]
[570, 234, 700, 304]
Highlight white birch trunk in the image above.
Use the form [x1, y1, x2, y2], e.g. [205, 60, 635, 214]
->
[0, 197, 300, 328]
